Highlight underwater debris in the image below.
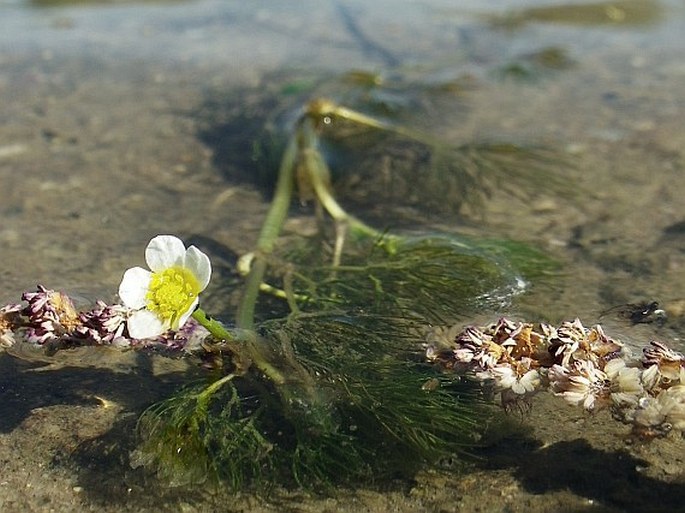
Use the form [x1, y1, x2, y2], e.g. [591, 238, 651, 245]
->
[600, 300, 666, 325]
[426, 317, 685, 438]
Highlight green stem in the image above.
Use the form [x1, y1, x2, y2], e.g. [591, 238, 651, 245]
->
[198, 372, 235, 403]
[236, 131, 299, 330]
[300, 119, 380, 240]
[300, 118, 402, 257]
[192, 308, 287, 385]
[192, 308, 236, 341]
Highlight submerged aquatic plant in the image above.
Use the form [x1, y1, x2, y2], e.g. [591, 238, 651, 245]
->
[127, 100, 541, 489]
[0, 89, 566, 491]
[3, 66, 684, 495]
[132, 313, 486, 488]
[200, 72, 572, 221]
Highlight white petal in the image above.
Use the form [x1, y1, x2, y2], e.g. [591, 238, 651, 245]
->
[641, 365, 660, 390]
[184, 245, 211, 290]
[118, 267, 152, 309]
[617, 368, 643, 394]
[127, 309, 168, 339]
[582, 394, 596, 411]
[145, 235, 186, 272]
[175, 297, 199, 330]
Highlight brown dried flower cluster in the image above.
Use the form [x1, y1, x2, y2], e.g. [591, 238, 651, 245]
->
[426, 318, 685, 438]
[1, 285, 210, 352]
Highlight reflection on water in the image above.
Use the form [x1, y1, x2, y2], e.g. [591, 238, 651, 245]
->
[1, 0, 685, 511]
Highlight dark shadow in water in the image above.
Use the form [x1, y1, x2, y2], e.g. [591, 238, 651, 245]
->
[1, 355, 94, 432]
[195, 81, 292, 196]
[477, 436, 685, 513]
[0, 350, 212, 507]
[69, 415, 211, 509]
[0, 351, 192, 433]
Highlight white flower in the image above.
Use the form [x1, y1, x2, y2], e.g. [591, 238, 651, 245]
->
[641, 341, 685, 390]
[659, 385, 685, 431]
[514, 368, 541, 395]
[628, 396, 665, 433]
[118, 235, 211, 339]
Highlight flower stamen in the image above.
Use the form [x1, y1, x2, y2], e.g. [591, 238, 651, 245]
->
[146, 266, 201, 329]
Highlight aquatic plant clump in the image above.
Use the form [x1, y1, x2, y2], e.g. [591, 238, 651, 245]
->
[426, 317, 685, 437]
[0, 88, 626, 492]
[2, 282, 490, 488]
[2, 95, 558, 489]
[273, 233, 537, 324]
[130, 311, 490, 488]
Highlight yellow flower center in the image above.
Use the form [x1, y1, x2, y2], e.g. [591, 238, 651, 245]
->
[145, 266, 201, 329]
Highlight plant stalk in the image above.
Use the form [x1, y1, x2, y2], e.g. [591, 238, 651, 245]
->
[236, 129, 299, 330]
[299, 118, 380, 241]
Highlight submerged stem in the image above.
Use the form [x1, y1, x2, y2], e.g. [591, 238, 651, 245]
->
[199, 372, 236, 402]
[237, 130, 299, 330]
[192, 308, 236, 341]
[307, 98, 437, 148]
[191, 308, 288, 385]
[299, 118, 381, 241]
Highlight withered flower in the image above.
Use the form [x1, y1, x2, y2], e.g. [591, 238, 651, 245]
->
[0, 303, 21, 347]
[547, 359, 610, 411]
[21, 285, 81, 344]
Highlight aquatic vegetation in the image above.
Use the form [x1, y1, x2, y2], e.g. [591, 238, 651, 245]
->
[0, 93, 556, 490]
[199, 72, 572, 221]
[3, 81, 677, 493]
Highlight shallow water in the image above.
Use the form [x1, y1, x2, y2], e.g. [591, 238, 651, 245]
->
[1, 0, 685, 511]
